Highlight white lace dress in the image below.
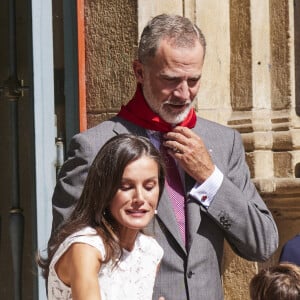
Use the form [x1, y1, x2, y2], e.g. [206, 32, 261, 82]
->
[47, 226, 163, 300]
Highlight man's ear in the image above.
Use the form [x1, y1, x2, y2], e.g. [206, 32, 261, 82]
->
[133, 60, 144, 84]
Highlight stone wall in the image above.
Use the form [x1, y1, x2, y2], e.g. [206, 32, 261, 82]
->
[84, 0, 138, 127]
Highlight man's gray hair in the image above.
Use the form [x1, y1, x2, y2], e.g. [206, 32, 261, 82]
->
[138, 14, 206, 64]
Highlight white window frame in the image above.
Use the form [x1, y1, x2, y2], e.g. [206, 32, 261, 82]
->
[32, 1, 56, 299]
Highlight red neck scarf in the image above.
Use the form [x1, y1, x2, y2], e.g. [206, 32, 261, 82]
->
[117, 84, 197, 132]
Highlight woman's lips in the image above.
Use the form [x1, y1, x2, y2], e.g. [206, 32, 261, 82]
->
[125, 209, 148, 216]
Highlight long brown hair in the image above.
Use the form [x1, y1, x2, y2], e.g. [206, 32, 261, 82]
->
[37, 134, 165, 279]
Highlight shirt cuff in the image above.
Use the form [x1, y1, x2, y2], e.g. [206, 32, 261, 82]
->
[188, 166, 224, 208]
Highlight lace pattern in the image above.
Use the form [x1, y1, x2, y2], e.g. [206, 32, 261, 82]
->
[48, 227, 163, 300]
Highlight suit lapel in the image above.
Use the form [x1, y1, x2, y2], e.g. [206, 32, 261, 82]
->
[112, 117, 149, 137]
[157, 188, 187, 253]
[185, 120, 213, 249]
[186, 198, 202, 250]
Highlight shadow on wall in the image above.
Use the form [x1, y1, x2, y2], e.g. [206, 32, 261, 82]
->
[295, 163, 300, 178]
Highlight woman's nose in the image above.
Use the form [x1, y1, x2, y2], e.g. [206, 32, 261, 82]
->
[133, 188, 145, 204]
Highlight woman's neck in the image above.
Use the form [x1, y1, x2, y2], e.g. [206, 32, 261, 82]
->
[118, 228, 139, 251]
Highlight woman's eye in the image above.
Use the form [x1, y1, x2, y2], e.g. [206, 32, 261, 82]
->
[120, 184, 131, 191]
[145, 183, 155, 191]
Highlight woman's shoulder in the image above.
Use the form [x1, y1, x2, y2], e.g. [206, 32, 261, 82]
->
[67, 226, 104, 251]
[68, 226, 98, 238]
[136, 233, 164, 258]
[51, 227, 106, 266]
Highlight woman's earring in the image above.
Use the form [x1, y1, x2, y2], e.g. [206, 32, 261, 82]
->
[154, 209, 158, 215]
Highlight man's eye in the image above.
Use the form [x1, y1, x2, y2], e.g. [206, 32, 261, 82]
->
[188, 78, 199, 85]
[163, 77, 178, 83]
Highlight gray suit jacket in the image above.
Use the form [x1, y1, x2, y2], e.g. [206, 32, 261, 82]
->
[51, 116, 278, 300]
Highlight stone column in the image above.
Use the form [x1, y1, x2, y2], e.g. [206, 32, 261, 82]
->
[195, 0, 232, 125]
[229, 1, 300, 297]
[196, 0, 300, 298]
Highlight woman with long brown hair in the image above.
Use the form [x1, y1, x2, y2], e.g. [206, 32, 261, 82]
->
[38, 134, 165, 300]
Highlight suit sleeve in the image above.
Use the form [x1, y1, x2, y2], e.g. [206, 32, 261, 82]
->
[51, 133, 98, 236]
[206, 130, 278, 261]
[279, 236, 300, 265]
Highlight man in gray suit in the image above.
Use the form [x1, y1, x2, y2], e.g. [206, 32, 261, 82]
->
[51, 14, 278, 300]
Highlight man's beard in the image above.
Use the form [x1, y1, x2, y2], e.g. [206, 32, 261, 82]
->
[143, 83, 193, 125]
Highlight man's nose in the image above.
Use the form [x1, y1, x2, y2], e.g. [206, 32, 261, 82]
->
[173, 81, 190, 100]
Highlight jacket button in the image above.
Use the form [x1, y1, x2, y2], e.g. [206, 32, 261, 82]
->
[187, 271, 194, 278]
